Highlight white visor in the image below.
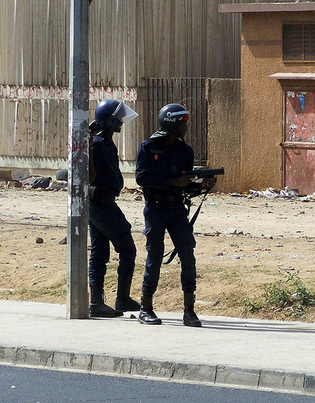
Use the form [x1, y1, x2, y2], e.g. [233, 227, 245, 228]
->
[113, 102, 138, 123]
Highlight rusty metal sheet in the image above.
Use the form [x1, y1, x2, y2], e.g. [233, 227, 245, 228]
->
[283, 89, 315, 195]
[284, 148, 315, 195]
[285, 90, 315, 143]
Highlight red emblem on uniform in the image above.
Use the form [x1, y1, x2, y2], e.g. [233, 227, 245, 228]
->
[154, 154, 159, 160]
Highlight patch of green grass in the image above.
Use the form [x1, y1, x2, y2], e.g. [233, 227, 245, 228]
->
[0, 280, 67, 300]
[242, 299, 263, 314]
[264, 282, 291, 308]
[18, 281, 66, 299]
[241, 270, 315, 318]
[216, 269, 240, 284]
[264, 271, 315, 308]
[219, 292, 244, 308]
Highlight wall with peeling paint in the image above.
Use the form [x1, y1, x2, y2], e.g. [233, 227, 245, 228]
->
[0, 0, 242, 179]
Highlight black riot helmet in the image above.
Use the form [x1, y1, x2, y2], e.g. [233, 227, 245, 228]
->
[157, 103, 189, 132]
[94, 99, 138, 132]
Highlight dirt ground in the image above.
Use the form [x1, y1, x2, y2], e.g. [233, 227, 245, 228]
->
[1, 185, 315, 322]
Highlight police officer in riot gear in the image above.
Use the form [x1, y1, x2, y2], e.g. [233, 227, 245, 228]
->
[136, 103, 203, 327]
[89, 99, 140, 318]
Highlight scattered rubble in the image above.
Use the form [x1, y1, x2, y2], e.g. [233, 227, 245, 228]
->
[58, 236, 67, 245]
[0, 170, 68, 191]
[230, 187, 315, 201]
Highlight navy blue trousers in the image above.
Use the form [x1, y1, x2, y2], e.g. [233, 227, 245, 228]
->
[142, 204, 196, 296]
[89, 200, 136, 287]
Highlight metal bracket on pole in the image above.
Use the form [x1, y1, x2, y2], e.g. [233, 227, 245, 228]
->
[67, 0, 90, 319]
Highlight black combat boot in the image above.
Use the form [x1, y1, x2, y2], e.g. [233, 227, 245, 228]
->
[89, 285, 123, 318]
[183, 292, 202, 327]
[115, 278, 141, 313]
[138, 295, 162, 325]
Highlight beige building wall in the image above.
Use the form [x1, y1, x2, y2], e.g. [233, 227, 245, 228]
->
[207, 79, 241, 193]
[240, 11, 315, 191]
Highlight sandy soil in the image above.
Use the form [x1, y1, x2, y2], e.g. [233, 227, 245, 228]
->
[0, 185, 315, 322]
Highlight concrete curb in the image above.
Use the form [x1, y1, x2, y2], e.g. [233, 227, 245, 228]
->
[1, 346, 314, 395]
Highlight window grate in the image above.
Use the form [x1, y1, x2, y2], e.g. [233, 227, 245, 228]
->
[283, 24, 315, 61]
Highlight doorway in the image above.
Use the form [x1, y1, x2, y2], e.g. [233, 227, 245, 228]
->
[282, 87, 315, 195]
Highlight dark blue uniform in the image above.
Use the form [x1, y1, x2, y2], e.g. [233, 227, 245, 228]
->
[89, 133, 136, 288]
[136, 133, 197, 296]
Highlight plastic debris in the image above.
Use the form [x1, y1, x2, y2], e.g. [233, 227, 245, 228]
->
[249, 187, 300, 199]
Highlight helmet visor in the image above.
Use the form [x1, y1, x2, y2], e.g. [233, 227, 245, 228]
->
[113, 102, 138, 123]
[166, 110, 189, 119]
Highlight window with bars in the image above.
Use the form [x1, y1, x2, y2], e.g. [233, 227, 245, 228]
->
[283, 24, 315, 61]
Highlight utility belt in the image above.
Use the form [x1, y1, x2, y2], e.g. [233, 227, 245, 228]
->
[89, 186, 116, 205]
[143, 189, 185, 208]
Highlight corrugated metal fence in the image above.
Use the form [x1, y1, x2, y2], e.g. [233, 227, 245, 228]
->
[0, 0, 305, 171]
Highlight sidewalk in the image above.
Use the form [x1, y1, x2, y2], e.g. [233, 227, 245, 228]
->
[0, 300, 315, 395]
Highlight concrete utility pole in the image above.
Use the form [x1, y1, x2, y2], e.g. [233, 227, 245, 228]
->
[67, 0, 90, 319]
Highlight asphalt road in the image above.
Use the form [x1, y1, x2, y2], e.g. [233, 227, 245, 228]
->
[1, 365, 315, 403]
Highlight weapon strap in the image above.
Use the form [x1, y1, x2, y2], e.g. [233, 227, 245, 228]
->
[163, 189, 209, 264]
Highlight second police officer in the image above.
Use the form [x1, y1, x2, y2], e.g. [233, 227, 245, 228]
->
[136, 103, 205, 327]
[88, 99, 140, 318]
